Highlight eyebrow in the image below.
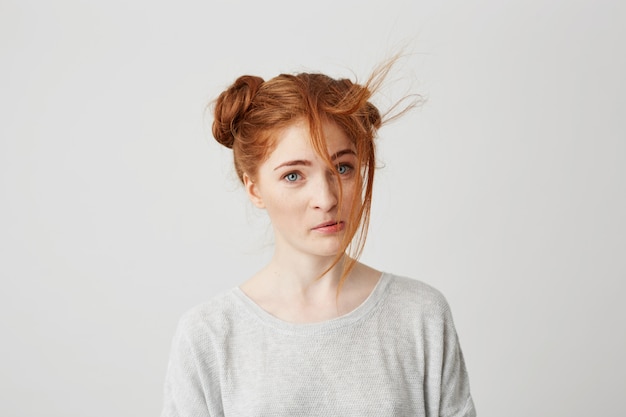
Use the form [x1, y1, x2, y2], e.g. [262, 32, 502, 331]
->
[273, 149, 356, 171]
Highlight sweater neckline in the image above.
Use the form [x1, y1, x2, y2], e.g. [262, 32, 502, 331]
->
[231, 272, 392, 335]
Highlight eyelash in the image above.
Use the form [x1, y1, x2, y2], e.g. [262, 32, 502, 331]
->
[282, 164, 354, 183]
[283, 172, 301, 182]
[336, 163, 353, 175]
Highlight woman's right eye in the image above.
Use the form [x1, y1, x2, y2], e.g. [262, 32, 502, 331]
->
[283, 172, 301, 182]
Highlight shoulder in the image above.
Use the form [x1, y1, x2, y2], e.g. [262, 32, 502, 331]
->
[385, 273, 450, 309]
[382, 273, 454, 322]
[174, 289, 243, 341]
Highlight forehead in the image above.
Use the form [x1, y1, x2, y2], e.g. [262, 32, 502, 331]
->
[264, 119, 353, 165]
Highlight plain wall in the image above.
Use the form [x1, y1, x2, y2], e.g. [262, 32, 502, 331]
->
[1, 0, 624, 416]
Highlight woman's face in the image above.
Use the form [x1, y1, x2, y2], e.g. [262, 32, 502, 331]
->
[244, 119, 359, 259]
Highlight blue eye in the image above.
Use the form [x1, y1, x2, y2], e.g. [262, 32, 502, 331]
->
[284, 172, 300, 182]
[337, 164, 352, 175]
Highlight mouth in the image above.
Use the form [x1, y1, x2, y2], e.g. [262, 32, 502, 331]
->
[312, 221, 345, 233]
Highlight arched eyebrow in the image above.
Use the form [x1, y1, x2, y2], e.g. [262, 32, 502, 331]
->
[273, 149, 356, 171]
[330, 149, 356, 160]
[273, 160, 311, 171]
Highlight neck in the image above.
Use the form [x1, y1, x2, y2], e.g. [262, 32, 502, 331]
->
[239, 256, 381, 324]
[263, 250, 347, 297]
[240, 253, 350, 323]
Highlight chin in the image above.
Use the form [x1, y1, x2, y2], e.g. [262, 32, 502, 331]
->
[309, 244, 344, 258]
[311, 236, 347, 256]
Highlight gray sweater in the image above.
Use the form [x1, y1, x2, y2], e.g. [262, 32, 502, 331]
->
[161, 273, 476, 417]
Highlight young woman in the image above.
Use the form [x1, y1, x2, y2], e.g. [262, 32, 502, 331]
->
[161, 63, 476, 417]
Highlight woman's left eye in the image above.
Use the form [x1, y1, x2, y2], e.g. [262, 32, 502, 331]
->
[284, 172, 301, 182]
[337, 164, 352, 175]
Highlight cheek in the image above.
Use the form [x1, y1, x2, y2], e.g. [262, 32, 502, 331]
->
[264, 193, 301, 223]
[336, 184, 360, 217]
[341, 180, 360, 201]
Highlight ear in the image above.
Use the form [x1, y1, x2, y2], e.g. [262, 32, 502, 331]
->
[243, 173, 265, 209]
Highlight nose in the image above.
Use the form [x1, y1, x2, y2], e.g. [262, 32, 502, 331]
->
[310, 172, 339, 212]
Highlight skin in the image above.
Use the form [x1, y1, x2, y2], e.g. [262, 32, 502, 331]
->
[240, 118, 381, 323]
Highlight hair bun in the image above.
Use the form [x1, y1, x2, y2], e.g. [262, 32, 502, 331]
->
[365, 102, 382, 129]
[212, 75, 264, 149]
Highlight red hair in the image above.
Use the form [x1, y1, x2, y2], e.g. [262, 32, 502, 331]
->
[211, 59, 415, 292]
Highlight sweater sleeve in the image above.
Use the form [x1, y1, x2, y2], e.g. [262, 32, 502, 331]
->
[439, 304, 476, 417]
[160, 314, 222, 417]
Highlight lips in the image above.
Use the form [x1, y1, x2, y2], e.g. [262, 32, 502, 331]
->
[312, 220, 345, 233]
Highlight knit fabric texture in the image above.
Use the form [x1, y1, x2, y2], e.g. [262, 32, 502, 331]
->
[161, 273, 476, 417]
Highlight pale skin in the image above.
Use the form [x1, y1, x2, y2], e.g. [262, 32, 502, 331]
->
[240, 118, 381, 323]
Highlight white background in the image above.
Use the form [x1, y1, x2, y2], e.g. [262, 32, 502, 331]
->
[1, 0, 624, 416]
